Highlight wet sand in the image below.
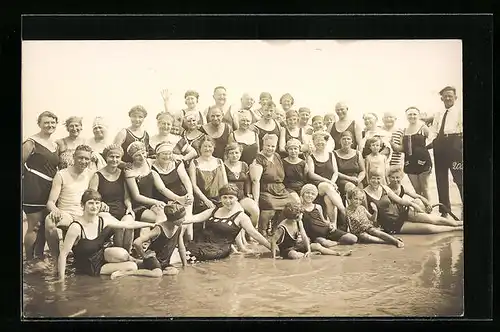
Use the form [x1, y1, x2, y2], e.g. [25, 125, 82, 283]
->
[22, 160, 463, 317]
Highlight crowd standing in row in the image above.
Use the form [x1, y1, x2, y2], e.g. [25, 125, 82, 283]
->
[22, 85, 463, 280]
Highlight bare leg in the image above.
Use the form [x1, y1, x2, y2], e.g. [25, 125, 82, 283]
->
[183, 203, 194, 242]
[323, 196, 337, 228]
[104, 247, 131, 263]
[408, 174, 421, 197]
[318, 182, 346, 216]
[357, 232, 386, 244]
[336, 233, 358, 245]
[24, 211, 44, 260]
[310, 243, 352, 256]
[315, 237, 339, 248]
[110, 268, 163, 279]
[408, 211, 462, 227]
[399, 222, 463, 234]
[418, 170, 431, 202]
[100, 261, 138, 276]
[367, 228, 404, 247]
[258, 210, 275, 236]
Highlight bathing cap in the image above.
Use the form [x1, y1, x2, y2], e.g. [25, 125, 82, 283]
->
[219, 184, 240, 198]
[127, 141, 147, 158]
[300, 184, 319, 197]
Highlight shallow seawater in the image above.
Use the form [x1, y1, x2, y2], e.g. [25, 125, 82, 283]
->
[22, 232, 463, 318]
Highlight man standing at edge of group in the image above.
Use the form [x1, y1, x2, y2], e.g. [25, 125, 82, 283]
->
[428, 86, 463, 219]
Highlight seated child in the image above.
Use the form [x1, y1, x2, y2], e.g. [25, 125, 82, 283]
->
[345, 188, 404, 248]
[110, 203, 188, 279]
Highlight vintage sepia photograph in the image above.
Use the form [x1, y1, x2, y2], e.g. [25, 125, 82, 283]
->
[22, 39, 464, 317]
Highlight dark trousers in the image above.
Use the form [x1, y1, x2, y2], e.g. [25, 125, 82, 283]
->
[432, 135, 463, 214]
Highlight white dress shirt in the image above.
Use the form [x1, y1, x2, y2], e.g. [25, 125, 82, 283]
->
[431, 105, 463, 138]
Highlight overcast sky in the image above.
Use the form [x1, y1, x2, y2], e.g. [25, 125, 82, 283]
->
[22, 40, 462, 140]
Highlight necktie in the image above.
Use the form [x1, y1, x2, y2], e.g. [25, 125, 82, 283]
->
[438, 109, 449, 136]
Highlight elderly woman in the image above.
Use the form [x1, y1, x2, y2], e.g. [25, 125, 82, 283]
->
[360, 112, 392, 159]
[228, 110, 260, 166]
[306, 131, 348, 231]
[328, 102, 363, 151]
[188, 135, 228, 212]
[334, 131, 366, 198]
[182, 112, 205, 154]
[151, 142, 194, 240]
[123, 142, 169, 225]
[114, 105, 153, 164]
[364, 168, 462, 235]
[279, 109, 308, 157]
[56, 116, 87, 169]
[250, 134, 299, 235]
[183, 184, 274, 262]
[58, 189, 158, 280]
[254, 101, 282, 150]
[89, 144, 136, 252]
[200, 107, 233, 160]
[86, 117, 109, 172]
[392, 107, 433, 201]
[149, 112, 198, 163]
[22, 111, 60, 260]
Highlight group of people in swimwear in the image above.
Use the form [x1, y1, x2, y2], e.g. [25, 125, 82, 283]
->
[22, 86, 463, 281]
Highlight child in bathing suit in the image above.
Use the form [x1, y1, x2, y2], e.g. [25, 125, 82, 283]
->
[346, 188, 404, 248]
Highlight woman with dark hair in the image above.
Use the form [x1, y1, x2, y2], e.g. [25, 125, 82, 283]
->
[57, 189, 157, 280]
[149, 112, 197, 163]
[360, 112, 392, 159]
[56, 116, 87, 169]
[89, 144, 136, 251]
[183, 184, 274, 262]
[114, 105, 153, 163]
[282, 138, 309, 195]
[178, 90, 206, 129]
[22, 111, 60, 260]
[334, 131, 366, 198]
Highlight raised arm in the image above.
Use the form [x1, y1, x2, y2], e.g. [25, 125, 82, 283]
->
[58, 223, 80, 280]
[249, 161, 263, 204]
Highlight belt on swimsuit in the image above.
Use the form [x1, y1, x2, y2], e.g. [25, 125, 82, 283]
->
[24, 163, 53, 181]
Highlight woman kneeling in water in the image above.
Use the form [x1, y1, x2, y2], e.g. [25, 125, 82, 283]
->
[111, 203, 188, 279]
[183, 183, 274, 262]
[58, 189, 157, 281]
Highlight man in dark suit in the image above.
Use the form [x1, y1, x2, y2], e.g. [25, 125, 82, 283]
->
[428, 86, 463, 219]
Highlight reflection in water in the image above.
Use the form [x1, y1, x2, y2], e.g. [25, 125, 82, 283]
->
[23, 234, 464, 317]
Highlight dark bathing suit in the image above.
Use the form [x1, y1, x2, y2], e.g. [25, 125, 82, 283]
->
[282, 159, 307, 194]
[96, 171, 127, 219]
[365, 186, 409, 234]
[200, 123, 231, 160]
[275, 222, 306, 259]
[152, 161, 188, 201]
[142, 224, 182, 270]
[403, 126, 432, 175]
[22, 139, 59, 214]
[231, 131, 259, 166]
[302, 204, 347, 242]
[330, 121, 357, 150]
[225, 162, 250, 199]
[121, 129, 152, 163]
[185, 208, 243, 262]
[70, 217, 114, 276]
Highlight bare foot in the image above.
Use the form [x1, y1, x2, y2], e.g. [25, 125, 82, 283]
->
[163, 266, 179, 276]
[110, 270, 126, 280]
[342, 250, 353, 256]
[396, 241, 405, 248]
